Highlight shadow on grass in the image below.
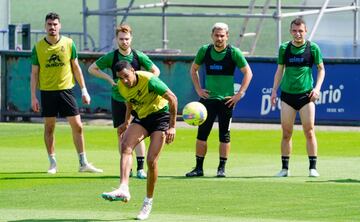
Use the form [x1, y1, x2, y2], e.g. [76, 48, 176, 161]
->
[158, 175, 275, 179]
[0, 173, 119, 180]
[307, 178, 360, 183]
[9, 219, 132, 222]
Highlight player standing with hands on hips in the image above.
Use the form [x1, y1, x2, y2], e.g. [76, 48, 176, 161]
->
[101, 61, 177, 220]
[30, 12, 103, 174]
[185, 22, 253, 178]
[271, 17, 325, 177]
[88, 24, 160, 179]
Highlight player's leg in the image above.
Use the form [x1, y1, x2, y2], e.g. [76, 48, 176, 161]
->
[120, 123, 147, 184]
[137, 131, 165, 220]
[67, 115, 103, 173]
[60, 89, 102, 173]
[113, 98, 146, 178]
[134, 141, 147, 179]
[102, 123, 148, 202]
[216, 100, 233, 177]
[41, 91, 58, 174]
[276, 101, 297, 177]
[146, 131, 166, 198]
[299, 102, 319, 177]
[186, 99, 216, 177]
[44, 117, 57, 174]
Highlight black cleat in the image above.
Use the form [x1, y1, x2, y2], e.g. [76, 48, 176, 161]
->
[216, 168, 226, 177]
[185, 168, 204, 177]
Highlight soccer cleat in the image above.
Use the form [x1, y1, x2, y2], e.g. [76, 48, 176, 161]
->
[137, 169, 147, 179]
[275, 169, 290, 177]
[309, 169, 320, 177]
[101, 186, 131, 202]
[47, 164, 57, 174]
[185, 168, 204, 177]
[136, 199, 153, 220]
[79, 163, 103, 173]
[216, 168, 226, 177]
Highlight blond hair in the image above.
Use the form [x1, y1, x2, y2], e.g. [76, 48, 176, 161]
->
[116, 24, 132, 36]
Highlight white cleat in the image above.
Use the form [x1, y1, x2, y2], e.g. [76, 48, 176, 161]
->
[137, 169, 147, 179]
[79, 163, 103, 173]
[309, 169, 320, 177]
[275, 169, 290, 177]
[136, 199, 153, 220]
[101, 185, 131, 202]
[47, 164, 57, 174]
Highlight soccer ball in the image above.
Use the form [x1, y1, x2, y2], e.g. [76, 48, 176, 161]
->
[182, 101, 208, 126]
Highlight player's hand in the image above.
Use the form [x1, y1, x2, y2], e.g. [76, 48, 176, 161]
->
[109, 79, 116, 86]
[270, 90, 277, 107]
[118, 123, 129, 135]
[31, 97, 40, 112]
[196, 88, 209, 99]
[309, 89, 320, 102]
[225, 94, 242, 108]
[165, 127, 176, 144]
[81, 87, 91, 105]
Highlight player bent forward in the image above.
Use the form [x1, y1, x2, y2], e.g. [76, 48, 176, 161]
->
[101, 60, 177, 220]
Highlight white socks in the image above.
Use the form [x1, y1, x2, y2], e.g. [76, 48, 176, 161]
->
[79, 152, 88, 166]
[48, 153, 56, 166]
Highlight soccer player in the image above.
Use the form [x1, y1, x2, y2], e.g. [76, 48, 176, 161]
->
[185, 22, 253, 178]
[88, 24, 160, 179]
[270, 17, 325, 177]
[101, 61, 177, 220]
[30, 12, 102, 174]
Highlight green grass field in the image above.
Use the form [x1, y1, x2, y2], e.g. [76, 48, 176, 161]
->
[0, 122, 360, 222]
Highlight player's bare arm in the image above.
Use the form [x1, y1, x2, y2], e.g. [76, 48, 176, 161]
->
[71, 58, 91, 104]
[190, 63, 209, 99]
[271, 64, 285, 106]
[309, 62, 325, 102]
[225, 64, 253, 108]
[162, 90, 178, 144]
[30, 65, 40, 112]
[88, 63, 116, 86]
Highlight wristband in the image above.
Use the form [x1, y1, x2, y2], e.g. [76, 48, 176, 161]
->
[81, 87, 88, 95]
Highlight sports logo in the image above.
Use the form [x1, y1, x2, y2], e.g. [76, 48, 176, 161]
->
[46, 54, 65, 68]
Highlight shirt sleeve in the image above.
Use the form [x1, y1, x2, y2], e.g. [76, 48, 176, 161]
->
[71, 41, 78, 59]
[31, 46, 39, 65]
[231, 47, 248, 69]
[95, 52, 114, 70]
[311, 42, 323, 65]
[136, 50, 155, 71]
[277, 42, 288, 65]
[194, 45, 208, 65]
[148, 76, 169, 96]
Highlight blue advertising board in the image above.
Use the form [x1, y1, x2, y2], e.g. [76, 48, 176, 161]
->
[1, 51, 359, 125]
[199, 58, 360, 124]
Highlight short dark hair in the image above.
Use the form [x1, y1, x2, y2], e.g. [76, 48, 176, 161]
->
[45, 12, 60, 22]
[114, 60, 133, 73]
[290, 17, 306, 28]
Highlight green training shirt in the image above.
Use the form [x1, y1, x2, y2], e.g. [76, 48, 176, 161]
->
[95, 49, 155, 102]
[194, 44, 248, 100]
[277, 41, 323, 94]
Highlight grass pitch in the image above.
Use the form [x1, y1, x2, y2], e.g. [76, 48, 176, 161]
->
[0, 122, 360, 222]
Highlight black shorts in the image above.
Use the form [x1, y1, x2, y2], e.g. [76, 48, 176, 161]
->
[132, 112, 170, 135]
[280, 91, 311, 111]
[197, 98, 233, 143]
[111, 98, 126, 128]
[40, 89, 79, 117]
